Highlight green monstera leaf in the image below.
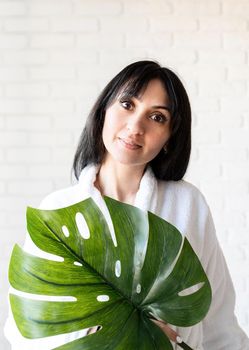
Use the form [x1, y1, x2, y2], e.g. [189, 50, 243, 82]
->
[9, 197, 212, 350]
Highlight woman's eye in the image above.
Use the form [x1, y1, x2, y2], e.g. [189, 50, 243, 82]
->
[150, 113, 167, 123]
[120, 100, 133, 110]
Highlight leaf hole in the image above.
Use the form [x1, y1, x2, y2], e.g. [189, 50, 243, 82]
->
[178, 282, 205, 297]
[74, 261, 82, 266]
[62, 225, 70, 237]
[97, 295, 109, 302]
[86, 325, 102, 336]
[136, 284, 141, 294]
[115, 260, 121, 277]
[75, 212, 90, 239]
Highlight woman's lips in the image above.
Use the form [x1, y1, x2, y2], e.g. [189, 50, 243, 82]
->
[118, 138, 142, 150]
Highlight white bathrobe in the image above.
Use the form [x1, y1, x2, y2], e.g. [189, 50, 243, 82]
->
[4, 165, 249, 350]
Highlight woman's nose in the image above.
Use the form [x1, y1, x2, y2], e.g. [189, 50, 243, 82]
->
[126, 115, 145, 135]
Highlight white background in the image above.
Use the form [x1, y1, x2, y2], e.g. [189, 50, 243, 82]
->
[0, 0, 249, 348]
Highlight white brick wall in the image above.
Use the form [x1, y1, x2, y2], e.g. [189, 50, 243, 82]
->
[0, 0, 249, 348]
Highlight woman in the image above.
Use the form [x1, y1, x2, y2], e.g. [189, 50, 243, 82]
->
[5, 60, 249, 349]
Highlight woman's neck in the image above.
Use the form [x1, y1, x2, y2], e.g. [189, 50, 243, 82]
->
[94, 159, 146, 205]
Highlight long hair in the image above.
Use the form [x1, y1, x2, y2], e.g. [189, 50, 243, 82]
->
[73, 60, 191, 181]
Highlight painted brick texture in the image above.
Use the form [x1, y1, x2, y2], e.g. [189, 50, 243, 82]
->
[0, 0, 249, 348]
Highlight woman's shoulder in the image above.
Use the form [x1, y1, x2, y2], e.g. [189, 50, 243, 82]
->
[159, 178, 206, 198]
[157, 178, 210, 212]
[156, 179, 215, 257]
[38, 182, 86, 210]
[38, 165, 98, 210]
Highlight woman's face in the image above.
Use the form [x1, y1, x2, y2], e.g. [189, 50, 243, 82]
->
[102, 79, 171, 170]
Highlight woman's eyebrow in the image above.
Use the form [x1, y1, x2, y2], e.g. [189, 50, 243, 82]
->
[151, 105, 171, 111]
[119, 93, 171, 111]
[119, 92, 133, 99]
[135, 95, 171, 111]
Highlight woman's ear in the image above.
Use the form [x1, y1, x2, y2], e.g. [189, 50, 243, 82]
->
[163, 144, 168, 154]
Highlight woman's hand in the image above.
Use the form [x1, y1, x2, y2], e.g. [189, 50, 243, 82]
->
[150, 319, 196, 350]
[150, 319, 182, 344]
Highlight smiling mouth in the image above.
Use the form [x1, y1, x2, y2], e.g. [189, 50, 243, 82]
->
[118, 138, 142, 150]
